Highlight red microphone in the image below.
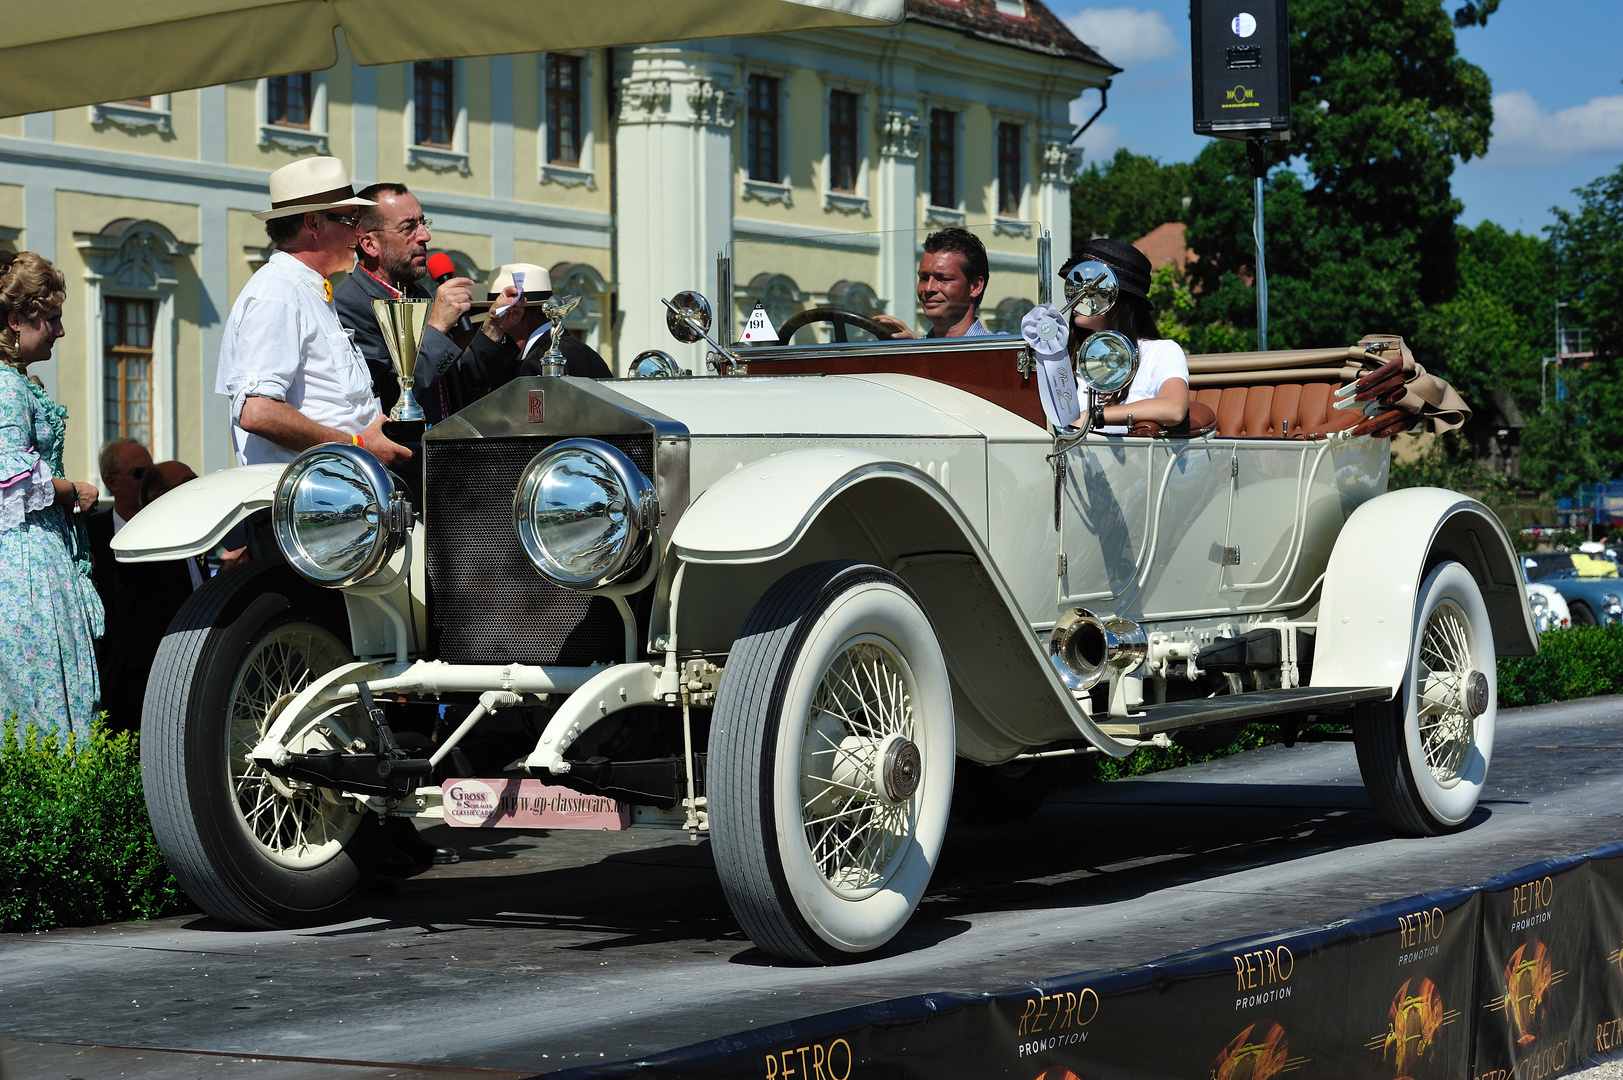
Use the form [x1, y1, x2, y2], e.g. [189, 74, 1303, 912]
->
[425, 252, 473, 334]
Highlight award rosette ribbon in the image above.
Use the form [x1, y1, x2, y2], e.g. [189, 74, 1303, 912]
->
[1022, 303, 1080, 431]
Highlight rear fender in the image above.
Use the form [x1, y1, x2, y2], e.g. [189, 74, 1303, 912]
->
[1312, 487, 1536, 693]
[111, 464, 282, 563]
[664, 448, 1133, 762]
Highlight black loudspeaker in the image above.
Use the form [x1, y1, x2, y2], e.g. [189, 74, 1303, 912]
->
[1191, 0, 1292, 141]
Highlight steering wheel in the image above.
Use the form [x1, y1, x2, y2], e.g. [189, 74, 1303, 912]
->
[775, 306, 897, 346]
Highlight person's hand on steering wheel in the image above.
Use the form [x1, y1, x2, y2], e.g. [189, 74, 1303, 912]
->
[868, 314, 915, 339]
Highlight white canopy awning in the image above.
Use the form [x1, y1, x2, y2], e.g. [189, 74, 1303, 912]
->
[0, 0, 903, 118]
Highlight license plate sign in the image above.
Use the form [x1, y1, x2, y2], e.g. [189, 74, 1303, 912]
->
[442, 778, 630, 829]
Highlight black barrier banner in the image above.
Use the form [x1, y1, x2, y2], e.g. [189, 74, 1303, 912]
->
[1331, 886, 1481, 1080]
[1474, 855, 1591, 1080]
[546, 848, 1623, 1080]
[1582, 842, 1623, 1070]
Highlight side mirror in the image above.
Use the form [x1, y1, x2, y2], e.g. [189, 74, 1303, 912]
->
[666, 291, 713, 344]
[1062, 260, 1119, 319]
[1077, 331, 1137, 396]
[630, 349, 688, 378]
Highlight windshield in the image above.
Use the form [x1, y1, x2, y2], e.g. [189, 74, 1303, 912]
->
[721, 220, 1052, 347]
[1523, 552, 1621, 580]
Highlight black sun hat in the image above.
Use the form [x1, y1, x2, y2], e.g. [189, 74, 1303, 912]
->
[1079, 237, 1153, 302]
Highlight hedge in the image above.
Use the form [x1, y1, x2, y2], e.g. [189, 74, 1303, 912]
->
[0, 718, 192, 932]
[1497, 623, 1623, 707]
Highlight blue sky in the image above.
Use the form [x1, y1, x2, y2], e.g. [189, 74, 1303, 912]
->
[1049, 0, 1623, 237]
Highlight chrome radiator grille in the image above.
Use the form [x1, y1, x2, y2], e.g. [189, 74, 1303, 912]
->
[424, 435, 654, 666]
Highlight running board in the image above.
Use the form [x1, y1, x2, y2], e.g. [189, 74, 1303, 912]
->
[1096, 685, 1392, 739]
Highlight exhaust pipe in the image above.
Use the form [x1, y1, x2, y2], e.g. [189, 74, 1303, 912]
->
[1049, 608, 1148, 692]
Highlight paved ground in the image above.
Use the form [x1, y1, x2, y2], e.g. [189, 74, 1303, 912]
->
[5, 696, 1623, 1079]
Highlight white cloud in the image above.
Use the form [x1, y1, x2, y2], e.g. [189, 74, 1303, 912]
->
[1066, 92, 1125, 159]
[1064, 7, 1178, 68]
[1489, 90, 1623, 164]
[1073, 120, 1126, 162]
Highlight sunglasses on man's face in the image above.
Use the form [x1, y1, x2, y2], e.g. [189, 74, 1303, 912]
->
[324, 211, 362, 228]
[119, 466, 148, 481]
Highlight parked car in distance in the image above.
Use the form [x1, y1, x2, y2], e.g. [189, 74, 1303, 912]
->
[1523, 574, 1571, 635]
[1522, 551, 1623, 627]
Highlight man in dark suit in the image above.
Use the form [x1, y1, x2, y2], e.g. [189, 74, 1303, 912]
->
[482, 263, 615, 380]
[86, 437, 152, 613]
[86, 437, 152, 729]
[102, 461, 202, 734]
[334, 183, 529, 423]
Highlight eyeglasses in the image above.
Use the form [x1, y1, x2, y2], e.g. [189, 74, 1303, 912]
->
[324, 211, 362, 228]
[117, 466, 149, 481]
[370, 217, 432, 238]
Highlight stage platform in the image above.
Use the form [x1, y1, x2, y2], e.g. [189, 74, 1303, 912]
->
[4, 696, 1623, 1079]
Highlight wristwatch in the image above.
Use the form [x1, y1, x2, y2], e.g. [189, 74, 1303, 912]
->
[1090, 402, 1107, 431]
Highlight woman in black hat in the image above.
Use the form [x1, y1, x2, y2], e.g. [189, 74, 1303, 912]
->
[1060, 237, 1188, 433]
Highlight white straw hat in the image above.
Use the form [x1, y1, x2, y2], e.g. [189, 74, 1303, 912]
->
[253, 157, 374, 221]
[484, 263, 554, 301]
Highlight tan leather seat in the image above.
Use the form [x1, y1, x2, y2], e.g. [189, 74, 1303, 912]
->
[1193, 382, 1361, 438]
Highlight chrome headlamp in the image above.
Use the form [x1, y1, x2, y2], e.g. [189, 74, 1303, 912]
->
[273, 444, 411, 587]
[513, 439, 658, 590]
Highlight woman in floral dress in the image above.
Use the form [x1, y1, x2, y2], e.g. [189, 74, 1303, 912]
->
[0, 251, 104, 741]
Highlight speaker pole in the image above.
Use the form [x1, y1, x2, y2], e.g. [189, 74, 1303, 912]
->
[1246, 138, 1269, 351]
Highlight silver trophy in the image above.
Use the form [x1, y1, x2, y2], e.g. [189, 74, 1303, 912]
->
[371, 297, 430, 440]
[538, 294, 581, 377]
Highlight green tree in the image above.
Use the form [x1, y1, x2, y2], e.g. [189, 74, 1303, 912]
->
[1519, 391, 1610, 499]
[1071, 148, 1190, 244]
[1148, 264, 1196, 347]
[1415, 221, 1554, 420]
[1184, 0, 1493, 348]
[1550, 162, 1623, 367]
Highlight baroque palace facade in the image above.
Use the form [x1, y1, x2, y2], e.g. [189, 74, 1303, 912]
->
[0, 0, 1109, 482]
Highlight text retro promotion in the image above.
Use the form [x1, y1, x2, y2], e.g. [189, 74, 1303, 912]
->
[558, 846, 1623, 1080]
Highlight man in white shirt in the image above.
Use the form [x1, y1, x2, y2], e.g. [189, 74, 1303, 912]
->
[215, 157, 411, 468]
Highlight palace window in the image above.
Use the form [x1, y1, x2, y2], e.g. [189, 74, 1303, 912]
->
[90, 94, 171, 134]
[546, 54, 582, 165]
[267, 74, 312, 128]
[829, 90, 859, 193]
[747, 74, 781, 183]
[103, 297, 154, 448]
[997, 122, 1023, 216]
[414, 60, 455, 148]
[930, 109, 957, 208]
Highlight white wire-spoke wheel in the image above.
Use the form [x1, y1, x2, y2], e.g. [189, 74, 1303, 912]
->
[229, 622, 368, 867]
[142, 559, 384, 929]
[709, 562, 955, 963]
[1355, 561, 1497, 836]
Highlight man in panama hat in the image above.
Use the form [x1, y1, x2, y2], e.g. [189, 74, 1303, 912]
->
[214, 156, 413, 468]
[480, 263, 612, 380]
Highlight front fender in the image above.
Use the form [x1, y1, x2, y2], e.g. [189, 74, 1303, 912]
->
[1312, 487, 1536, 693]
[668, 447, 1135, 762]
[112, 464, 282, 563]
[670, 448, 901, 564]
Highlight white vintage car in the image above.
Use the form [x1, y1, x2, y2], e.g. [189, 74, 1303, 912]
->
[116, 263, 1535, 964]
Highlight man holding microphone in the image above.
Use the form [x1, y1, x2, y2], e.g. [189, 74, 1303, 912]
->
[335, 182, 527, 423]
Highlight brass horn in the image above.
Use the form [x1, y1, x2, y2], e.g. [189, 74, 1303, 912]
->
[1049, 608, 1147, 692]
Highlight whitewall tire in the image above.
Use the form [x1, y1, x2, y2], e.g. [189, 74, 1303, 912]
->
[708, 562, 955, 963]
[1355, 560, 1496, 836]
